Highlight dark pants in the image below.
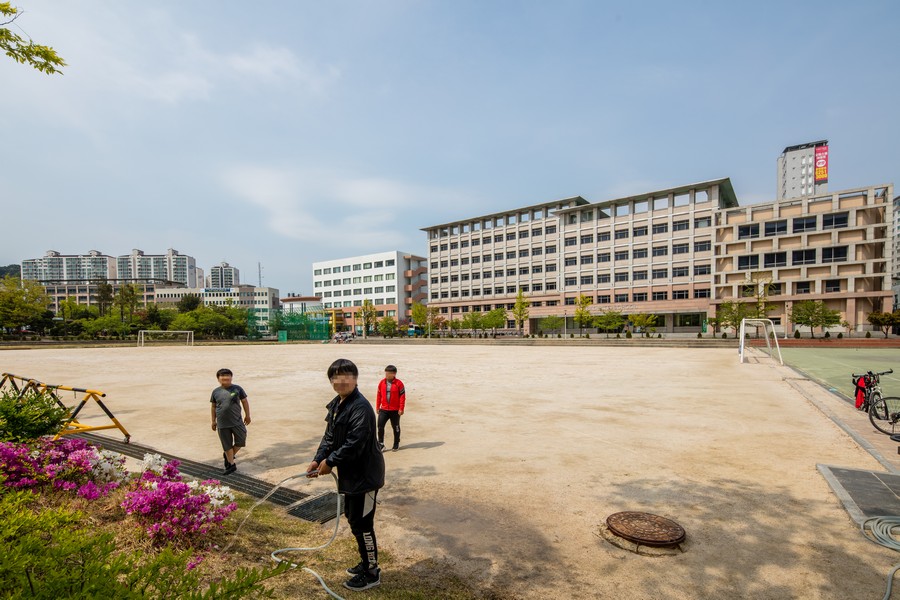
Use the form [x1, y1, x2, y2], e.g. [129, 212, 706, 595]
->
[345, 490, 378, 571]
[377, 410, 401, 449]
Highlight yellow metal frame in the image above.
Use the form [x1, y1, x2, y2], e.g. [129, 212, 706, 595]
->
[0, 372, 131, 442]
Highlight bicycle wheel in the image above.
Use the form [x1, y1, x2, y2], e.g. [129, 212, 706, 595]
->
[868, 395, 900, 435]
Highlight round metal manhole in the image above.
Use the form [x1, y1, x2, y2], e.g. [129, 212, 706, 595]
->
[606, 511, 686, 548]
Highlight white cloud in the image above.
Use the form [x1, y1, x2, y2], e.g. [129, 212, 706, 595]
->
[222, 165, 473, 247]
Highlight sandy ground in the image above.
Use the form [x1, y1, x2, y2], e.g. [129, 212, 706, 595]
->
[2, 343, 897, 599]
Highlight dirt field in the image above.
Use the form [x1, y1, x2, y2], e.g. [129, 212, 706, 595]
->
[2, 343, 896, 599]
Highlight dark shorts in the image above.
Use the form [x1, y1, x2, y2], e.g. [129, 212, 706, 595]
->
[217, 423, 247, 452]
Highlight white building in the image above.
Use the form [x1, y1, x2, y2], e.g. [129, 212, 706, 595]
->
[208, 262, 240, 288]
[312, 250, 427, 333]
[22, 250, 116, 283]
[117, 248, 202, 288]
[777, 140, 829, 201]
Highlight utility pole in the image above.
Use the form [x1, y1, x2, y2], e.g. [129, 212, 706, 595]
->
[258, 262, 263, 287]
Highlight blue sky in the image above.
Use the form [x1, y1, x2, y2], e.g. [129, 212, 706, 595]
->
[3, 1, 897, 294]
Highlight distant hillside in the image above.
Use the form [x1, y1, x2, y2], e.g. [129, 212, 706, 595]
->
[0, 264, 21, 278]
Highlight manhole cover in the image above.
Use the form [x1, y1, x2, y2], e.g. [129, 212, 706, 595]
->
[606, 512, 685, 548]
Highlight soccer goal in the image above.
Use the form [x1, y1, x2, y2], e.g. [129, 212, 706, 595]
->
[738, 319, 782, 365]
[137, 330, 194, 347]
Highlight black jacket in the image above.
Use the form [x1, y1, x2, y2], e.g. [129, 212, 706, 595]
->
[314, 387, 385, 495]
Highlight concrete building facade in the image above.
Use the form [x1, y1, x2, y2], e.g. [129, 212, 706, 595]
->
[312, 250, 427, 333]
[208, 262, 240, 288]
[154, 285, 281, 335]
[117, 248, 202, 288]
[22, 250, 116, 283]
[777, 140, 829, 201]
[422, 180, 894, 335]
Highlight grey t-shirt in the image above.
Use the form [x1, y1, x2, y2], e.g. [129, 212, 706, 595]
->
[210, 384, 247, 428]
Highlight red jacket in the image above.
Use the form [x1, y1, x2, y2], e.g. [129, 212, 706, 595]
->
[377, 378, 405, 412]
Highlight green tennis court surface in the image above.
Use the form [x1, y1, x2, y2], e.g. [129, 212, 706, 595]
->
[780, 347, 900, 400]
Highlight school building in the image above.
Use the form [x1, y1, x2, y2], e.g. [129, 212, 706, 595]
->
[421, 179, 894, 335]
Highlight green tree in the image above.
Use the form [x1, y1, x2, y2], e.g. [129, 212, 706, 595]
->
[629, 313, 658, 337]
[114, 283, 140, 326]
[462, 311, 482, 336]
[177, 294, 202, 313]
[538, 315, 564, 335]
[512, 289, 529, 334]
[790, 300, 842, 338]
[573, 294, 594, 335]
[427, 305, 442, 337]
[358, 300, 378, 338]
[0, 264, 20, 278]
[717, 301, 754, 334]
[95, 280, 114, 316]
[410, 302, 428, 336]
[867, 311, 894, 339]
[448, 318, 462, 337]
[483, 307, 507, 336]
[746, 272, 776, 319]
[593, 310, 624, 338]
[0, 276, 50, 336]
[378, 315, 398, 338]
[0, 3, 66, 74]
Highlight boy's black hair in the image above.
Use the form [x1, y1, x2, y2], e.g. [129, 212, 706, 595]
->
[327, 358, 358, 379]
[216, 368, 233, 378]
[384, 365, 397, 373]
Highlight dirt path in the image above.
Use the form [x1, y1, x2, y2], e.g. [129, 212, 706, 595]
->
[2, 344, 894, 598]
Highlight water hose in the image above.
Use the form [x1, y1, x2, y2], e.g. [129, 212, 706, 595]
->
[861, 516, 900, 600]
[223, 471, 345, 600]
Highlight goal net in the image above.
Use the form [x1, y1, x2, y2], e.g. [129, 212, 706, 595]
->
[137, 330, 194, 347]
[738, 319, 782, 365]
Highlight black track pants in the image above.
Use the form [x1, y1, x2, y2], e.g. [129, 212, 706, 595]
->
[377, 410, 401, 448]
[345, 490, 378, 570]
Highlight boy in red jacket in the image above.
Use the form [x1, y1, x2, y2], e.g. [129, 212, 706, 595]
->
[376, 365, 405, 452]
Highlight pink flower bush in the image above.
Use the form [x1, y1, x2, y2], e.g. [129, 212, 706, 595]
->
[0, 437, 124, 498]
[121, 454, 236, 544]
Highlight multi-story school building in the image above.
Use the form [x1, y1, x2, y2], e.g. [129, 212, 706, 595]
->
[422, 179, 894, 335]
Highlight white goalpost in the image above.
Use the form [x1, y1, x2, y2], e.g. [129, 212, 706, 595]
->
[738, 318, 782, 365]
[137, 330, 194, 347]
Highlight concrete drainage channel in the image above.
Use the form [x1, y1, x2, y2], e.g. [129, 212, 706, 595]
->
[72, 432, 340, 523]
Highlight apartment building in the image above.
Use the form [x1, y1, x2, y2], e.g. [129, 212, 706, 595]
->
[312, 251, 427, 333]
[117, 248, 202, 288]
[422, 179, 894, 334]
[208, 262, 240, 288]
[777, 140, 829, 201]
[22, 250, 116, 283]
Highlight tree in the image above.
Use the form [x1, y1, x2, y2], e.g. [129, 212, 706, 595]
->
[593, 310, 624, 338]
[377, 316, 398, 338]
[114, 284, 140, 326]
[790, 300, 842, 338]
[0, 264, 20, 278]
[717, 301, 754, 334]
[427, 306, 442, 337]
[177, 294, 203, 313]
[745, 272, 776, 319]
[358, 300, 377, 338]
[461, 311, 482, 336]
[0, 276, 50, 336]
[448, 318, 462, 337]
[629, 313, 658, 337]
[483, 307, 507, 336]
[0, 3, 66, 74]
[867, 311, 894, 339]
[538, 315, 564, 335]
[512, 289, 529, 334]
[95, 281, 114, 317]
[573, 295, 594, 335]
[410, 302, 428, 336]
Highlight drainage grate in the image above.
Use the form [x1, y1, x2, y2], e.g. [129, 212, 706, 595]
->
[606, 511, 686, 549]
[287, 492, 343, 524]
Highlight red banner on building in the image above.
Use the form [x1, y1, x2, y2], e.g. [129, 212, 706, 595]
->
[814, 145, 829, 183]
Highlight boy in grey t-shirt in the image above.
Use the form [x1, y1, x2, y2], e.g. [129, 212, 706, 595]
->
[210, 368, 251, 475]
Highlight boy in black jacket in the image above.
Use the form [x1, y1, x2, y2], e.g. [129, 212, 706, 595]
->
[308, 358, 385, 591]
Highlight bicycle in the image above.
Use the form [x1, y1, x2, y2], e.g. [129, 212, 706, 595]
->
[859, 369, 900, 436]
[853, 370, 888, 412]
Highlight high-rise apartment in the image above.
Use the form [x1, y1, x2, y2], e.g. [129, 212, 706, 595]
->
[117, 248, 201, 287]
[208, 262, 240, 287]
[777, 140, 829, 201]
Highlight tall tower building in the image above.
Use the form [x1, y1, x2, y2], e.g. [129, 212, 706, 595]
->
[777, 140, 829, 200]
[208, 262, 240, 287]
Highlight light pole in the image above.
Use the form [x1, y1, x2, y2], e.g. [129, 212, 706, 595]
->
[564, 309, 567, 338]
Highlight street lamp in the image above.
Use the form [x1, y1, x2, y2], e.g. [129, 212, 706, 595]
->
[564, 309, 567, 338]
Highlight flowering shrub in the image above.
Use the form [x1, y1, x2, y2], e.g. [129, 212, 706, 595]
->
[121, 453, 237, 544]
[0, 437, 125, 499]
